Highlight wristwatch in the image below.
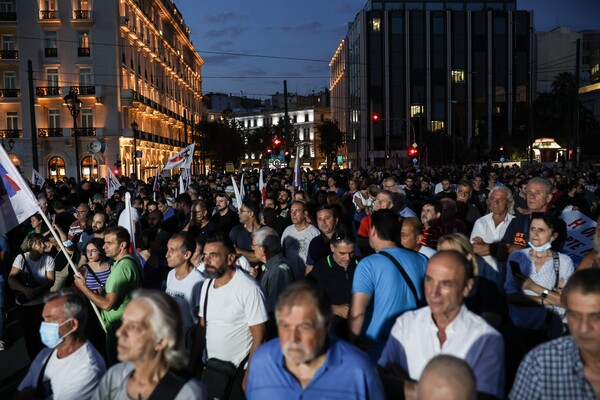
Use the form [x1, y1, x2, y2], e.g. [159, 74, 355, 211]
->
[541, 289, 549, 299]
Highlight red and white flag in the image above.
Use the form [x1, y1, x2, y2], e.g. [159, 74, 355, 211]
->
[293, 145, 302, 190]
[105, 168, 121, 199]
[164, 144, 195, 170]
[0, 147, 40, 234]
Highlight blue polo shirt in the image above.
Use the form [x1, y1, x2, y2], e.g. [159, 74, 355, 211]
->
[246, 336, 385, 400]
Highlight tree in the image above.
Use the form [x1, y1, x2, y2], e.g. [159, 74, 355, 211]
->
[198, 119, 244, 172]
[316, 119, 345, 167]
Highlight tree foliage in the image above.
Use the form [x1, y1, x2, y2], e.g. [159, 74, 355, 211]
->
[317, 119, 345, 167]
[198, 119, 245, 171]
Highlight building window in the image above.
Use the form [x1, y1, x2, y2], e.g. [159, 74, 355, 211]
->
[48, 156, 65, 180]
[47, 68, 58, 87]
[6, 111, 18, 130]
[305, 113, 310, 122]
[2, 34, 14, 50]
[411, 104, 423, 117]
[79, 67, 92, 85]
[78, 32, 90, 57]
[48, 108, 60, 128]
[44, 31, 58, 57]
[371, 17, 381, 32]
[451, 70, 465, 83]
[4, 71, 16, 89]
[431, 120, 445, 132]
[0, 1, 14, 13]
[81, 108, 92, 128]
[253, 119, 257, 127]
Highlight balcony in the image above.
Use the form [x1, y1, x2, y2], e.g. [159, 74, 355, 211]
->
[73, 10, 91, 19]
[37, 128, 63, 137]
[0, 12, 16, 21]
[39, 10, 57, 20]
[78, 47, 90, 57]
[36, 86, 61, 96]
[0, 50, 18, 59]
[0, 88, 20, 98]
[44, 48, 57, 57]
[72, 127, 96, 137]
[69, 85, 95, 96]
[0, 129, 21, 138]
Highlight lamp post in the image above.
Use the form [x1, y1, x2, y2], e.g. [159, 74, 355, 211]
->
[131, 120, 138, 179]
[64, 89, 82, 184]
[1, 132, 15, 151]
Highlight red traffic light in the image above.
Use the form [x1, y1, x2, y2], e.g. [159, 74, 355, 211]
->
[408, 147, 418, 157]
[372, 113, 380, 122]
[273, 137, 282, 147]
[267, 148, 272, 154]
[114, 169, 120, 175]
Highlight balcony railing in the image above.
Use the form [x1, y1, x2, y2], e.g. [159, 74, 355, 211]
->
[39, 10, 57, 20]
[0, 12, 16, 21]
[78, 47, 90, 57]
[0, 129, 21, 138]
[45, 47, 57, 57]
[38, 128, 63, 137]
[0, 50, 18, 59]
[0, 88, 20, 98]
[73, 127, 96, 137]
[36, 86, 61, 96]
[73, 10, 90, 19]
[69, 85, 95, 95]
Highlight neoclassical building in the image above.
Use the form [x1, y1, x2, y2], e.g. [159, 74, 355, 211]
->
[2, 0, 203, 182]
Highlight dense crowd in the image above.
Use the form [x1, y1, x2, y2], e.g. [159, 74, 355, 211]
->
[3, 161, 600, 399]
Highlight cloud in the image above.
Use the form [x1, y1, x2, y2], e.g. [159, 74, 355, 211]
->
[202, 12, 244, 24]
[203, 26, 247, 38]
[279, 21, 323, 34]
[201, 53, 242, 66]
[206, 40, 234, 52]
[238, 67, 268, 77]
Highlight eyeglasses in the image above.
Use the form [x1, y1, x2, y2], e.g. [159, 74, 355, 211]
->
[239, 209, 251, 213]
[86, 249, 99, 254]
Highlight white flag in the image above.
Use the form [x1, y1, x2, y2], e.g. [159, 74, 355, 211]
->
[293, 145, 302, 189]
[31, 169, 46, 189]
[179, 169, 189, 195]
[259, 166, 267, 204]
[231, 176, 243, 211]
[0, 147, 40, 234]
[105, 168, 121, 199]
[239, 173, 246, 202]
[119, 192, 137, 253]
[164, 144, 195, 170]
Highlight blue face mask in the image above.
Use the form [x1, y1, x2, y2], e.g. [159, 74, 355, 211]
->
[528, 241, 552, 252]
[39, 318, 74, 348]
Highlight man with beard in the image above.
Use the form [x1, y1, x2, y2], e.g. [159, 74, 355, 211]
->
[277, 189, 292, 227]
[173, 193, 192, 231]
[78, 211, 109, 267]
[211, 192, 239, 235]
[306, 205, 339, 274]
[246, 281, 385, 399]
[190, 232, 267, 397]
[185, 199, 218, 240]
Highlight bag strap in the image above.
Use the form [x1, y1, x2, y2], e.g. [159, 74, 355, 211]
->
[379, 251, 424, 307]
[85, 264, 105, 288]
[552, 251, 560, 290]
[147, 370, 187, 400]
[203, 279, 213, 323]
[35, 350, 54, 395]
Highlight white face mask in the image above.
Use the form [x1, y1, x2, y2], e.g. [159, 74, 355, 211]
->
[528, 241, 552, 252]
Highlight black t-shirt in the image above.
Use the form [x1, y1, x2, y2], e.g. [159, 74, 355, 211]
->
[307, 234, 331, 266]
[306, 254, 357, 305]
[502, 213, 567, 252]
[211, 208, 239, 235]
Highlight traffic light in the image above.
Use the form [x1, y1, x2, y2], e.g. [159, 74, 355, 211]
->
[408, 147, 418, 157]
[266, 148, 272, 154]
[114, 169, 120, 175]
[273, 136, 282, 147]
[372, 113, 380, 124]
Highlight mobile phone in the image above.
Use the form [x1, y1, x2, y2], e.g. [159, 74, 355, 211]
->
[509, 261, 521, 276]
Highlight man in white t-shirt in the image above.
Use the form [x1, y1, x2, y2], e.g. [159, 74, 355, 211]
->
[281, 201, 320, 280]
[190, 232, 267, 397]
[16, 288, 105, 400]
[165, 233, 205, 346]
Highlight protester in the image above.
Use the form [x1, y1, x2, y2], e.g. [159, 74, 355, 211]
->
[417, 355, 476, 400]
[15, 288, 105, 400]
[281, 201, 320, 280]
[94, 289, 205, 399]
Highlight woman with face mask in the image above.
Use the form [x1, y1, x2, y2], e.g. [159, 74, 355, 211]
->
[7, 233, 55, 360]
[505, 213, 574, 349]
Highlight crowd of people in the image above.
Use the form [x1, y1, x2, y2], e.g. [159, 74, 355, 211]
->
[2, 160, 600, 399]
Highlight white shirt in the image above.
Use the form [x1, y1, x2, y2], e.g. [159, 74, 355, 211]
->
[281, 224, 320, 280]
[379, 305, 505, 398]
[166, 268, 205, 330]
[418, 246, 436, 259]
[470, 212, 514, 272]
[199, 269, 267, 367]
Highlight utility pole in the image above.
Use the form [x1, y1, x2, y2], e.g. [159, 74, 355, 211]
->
[28, 60, 39, 170]
[572, 39, 581, 167]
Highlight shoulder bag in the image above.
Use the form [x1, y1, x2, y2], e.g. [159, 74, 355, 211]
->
[379, 250, 425, 308]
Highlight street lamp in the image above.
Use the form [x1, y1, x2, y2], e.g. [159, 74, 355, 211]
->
[131, 120, 138, 179]
[0, 132, 14, 151]
[64, 89, 82, 184]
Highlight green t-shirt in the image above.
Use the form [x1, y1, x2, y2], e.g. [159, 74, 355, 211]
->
[103, 254, 142, 329]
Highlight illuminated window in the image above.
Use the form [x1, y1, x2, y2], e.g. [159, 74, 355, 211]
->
[592, 64, 599, 75]
[411, 104, 423, 117]
[431, 120, 445, 132]
[371, 18, 381, 32]
[451, 70, 464, 83]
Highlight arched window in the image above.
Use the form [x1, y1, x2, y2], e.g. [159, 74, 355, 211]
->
[48, 156, 65, 181]
[81, 154, 97, 180]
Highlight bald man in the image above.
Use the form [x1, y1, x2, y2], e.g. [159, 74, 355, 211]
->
[417, 355, 476, 400]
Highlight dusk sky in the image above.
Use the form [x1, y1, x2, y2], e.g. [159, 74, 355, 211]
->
[174, 0, 600, 99]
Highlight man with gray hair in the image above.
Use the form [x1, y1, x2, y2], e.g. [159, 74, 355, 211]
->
[252, 226, 294, 338]
[16, 288, 106, 400]
[246, 281, 385, 399]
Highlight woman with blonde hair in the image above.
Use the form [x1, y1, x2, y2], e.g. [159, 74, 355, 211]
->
[437, 233, 503, 329]
[577, 214, 600, 270]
